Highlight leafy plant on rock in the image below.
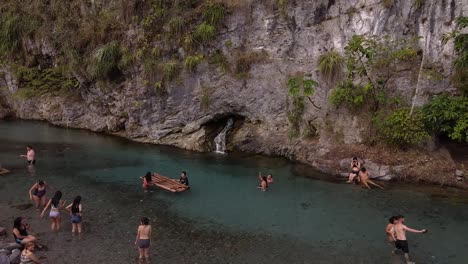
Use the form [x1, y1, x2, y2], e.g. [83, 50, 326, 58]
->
[318, 50, 345, 83]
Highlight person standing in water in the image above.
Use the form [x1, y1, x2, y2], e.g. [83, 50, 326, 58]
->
[385, 216, 397, 242]
[19, 242, 42, 264]
[359, 167, 383, 189]
[135, 217, 152, 263]
[393, 215, 427, 264]
[41, 191, 66, 231]
[346, 157, 361, 183]
[29, 180, 49, 209]
[179, 171, 189, 186]
[140, 172, 152, 192]
[20, 146, 36, 165]
[66, 196, 83, 237]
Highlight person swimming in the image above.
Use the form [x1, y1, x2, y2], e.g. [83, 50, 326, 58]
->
[135, 217, 152, 263]
[179, 171, 189, 186]
[257, 172, 268, 191]
[66, 196, 83, 237]
[29, 180, 48, 209]
[140, 172, 152, 191]
[41, 190, 66, 231]
[346, 157, 361, 183]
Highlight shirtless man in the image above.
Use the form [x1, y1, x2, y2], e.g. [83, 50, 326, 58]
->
[393, 215, 427, 264]
[359, 167, 383, 189]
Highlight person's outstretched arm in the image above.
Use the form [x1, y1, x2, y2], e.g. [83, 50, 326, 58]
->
[40, 200, 51, 218]
[403, 225, 426, 233]
[134, 226, 140, 245]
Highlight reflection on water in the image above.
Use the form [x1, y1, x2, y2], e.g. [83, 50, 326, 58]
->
[1, 120, 468, 264]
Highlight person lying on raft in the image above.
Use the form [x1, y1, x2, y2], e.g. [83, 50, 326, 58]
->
[346, 157, 361, 183]
[257, 172, 268, 191]
[359, 167, 383, 189]
[29, 180, 50, 209]
[140, 172, 153, 191]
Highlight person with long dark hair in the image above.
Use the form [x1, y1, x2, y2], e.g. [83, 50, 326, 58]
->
[140, 172, 152, 191]
[28, 180, 49, 209]
[135, 217, 152, 263]
[257, 172, 268, 191]
[12, 217, 37, 245]
[41, 190, 66, 231]
[66, 196, 83, 236]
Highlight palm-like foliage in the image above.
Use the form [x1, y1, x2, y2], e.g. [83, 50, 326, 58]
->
[203, 3, 225, 26]
[0, 14, 23, 55]
[184, 54, 204, 72]
[163, 60, 178, 81]
[92, 42, 122, 79]
[318, 50, 344, 82]
[194, 22, 215, 43]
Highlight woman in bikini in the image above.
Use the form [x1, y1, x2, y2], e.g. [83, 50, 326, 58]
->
[13, 217, 37, 245]
[19, 242, 42, 264]
[66, 196, 83, 237]
[41, 190, 66, 231]
[29, 180, 49, 209]
[135, 217, 152, 263]
[346, 157, 361, 183]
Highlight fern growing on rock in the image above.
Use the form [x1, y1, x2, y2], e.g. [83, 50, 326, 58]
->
[194, 22, 216, 43]
[318, 50, 344, 83]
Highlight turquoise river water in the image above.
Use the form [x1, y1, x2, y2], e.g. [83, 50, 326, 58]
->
[0, 120, 468, 264]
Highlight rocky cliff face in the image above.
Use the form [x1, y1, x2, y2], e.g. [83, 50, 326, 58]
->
[0, 0, 466, 180]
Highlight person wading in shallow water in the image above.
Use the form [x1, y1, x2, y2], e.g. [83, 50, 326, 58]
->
[393, 215, 428, 264]
[257, 172, 268, 191]
[359, 167, 384, 189]
[135, 217, 152, 263]
[41, 191, 66, 231]
[29, 180, 49, 209]
[66, 196, 83, 237]
[140, 172, 153, 192]
[20, 146, 36, 165]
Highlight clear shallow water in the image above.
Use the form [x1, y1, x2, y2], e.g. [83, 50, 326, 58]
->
[1, 120, 468, 264]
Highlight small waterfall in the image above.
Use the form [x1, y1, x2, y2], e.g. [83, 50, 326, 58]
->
[214, 118, 234, 153]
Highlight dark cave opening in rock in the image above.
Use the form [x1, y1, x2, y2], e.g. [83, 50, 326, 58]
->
[202, 114, 246, 152]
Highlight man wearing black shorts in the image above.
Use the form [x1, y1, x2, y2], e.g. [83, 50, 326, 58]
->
[393, 215, 427, 264]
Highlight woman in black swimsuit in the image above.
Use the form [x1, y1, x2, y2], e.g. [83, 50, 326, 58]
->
[346, 157, 361, 183]
[12, 217, 37, 245]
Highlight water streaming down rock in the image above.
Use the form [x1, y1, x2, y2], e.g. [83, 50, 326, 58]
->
[214, 118, 234, 153]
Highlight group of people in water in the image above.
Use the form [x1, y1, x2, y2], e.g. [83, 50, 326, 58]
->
[346, 156, 384, 189]
[6, 146, 430, 263]
[385, 215, 428, 264]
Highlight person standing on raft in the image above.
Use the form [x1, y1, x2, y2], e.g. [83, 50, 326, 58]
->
[393, 215, 427, 264]
[20, 146, 36, 165]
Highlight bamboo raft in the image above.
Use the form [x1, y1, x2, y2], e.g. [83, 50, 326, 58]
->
[149, 173, 189, 193]
[0, 168, 10, 175]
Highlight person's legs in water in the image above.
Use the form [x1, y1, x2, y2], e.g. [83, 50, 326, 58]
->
[71, 223, 76, 236]
[32, 195, 40, 208]
[56, 214, 62, 230]
[347, 172, 357, 183]
[361, 180, 371, 189]
[138, 247, 144, 263]
[49, 217, 56, 231]
[367, 179, 384, 189]
[144, 248, 150, 263]
[40, 196, 47, 207]
[77, 222, 82, 238]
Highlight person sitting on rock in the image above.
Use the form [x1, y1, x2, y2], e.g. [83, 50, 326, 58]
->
[20, 241, 42, 264]
[13, 217, 37, 245]
[346, 157, 361, 184]
[359, 167, 383, 189]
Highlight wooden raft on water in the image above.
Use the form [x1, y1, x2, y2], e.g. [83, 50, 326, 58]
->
[149, 173, 189, 193]
[0, 168, 10, 175]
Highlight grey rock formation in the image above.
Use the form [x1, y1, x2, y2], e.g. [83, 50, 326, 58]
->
[8, 249, 20, 264]
[0, 1, 465, 172]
